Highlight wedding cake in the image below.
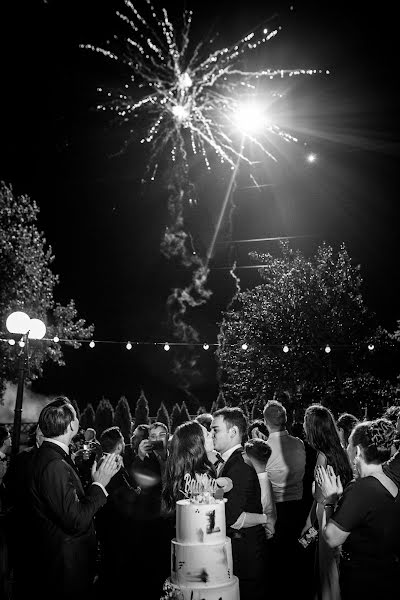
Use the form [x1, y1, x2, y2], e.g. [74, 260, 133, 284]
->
[162, 474, 240, 600]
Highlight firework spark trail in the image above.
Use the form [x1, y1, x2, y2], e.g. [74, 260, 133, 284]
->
[81, 0, 328, 188]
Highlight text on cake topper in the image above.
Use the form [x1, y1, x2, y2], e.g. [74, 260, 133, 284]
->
[183, 473, 218, 497]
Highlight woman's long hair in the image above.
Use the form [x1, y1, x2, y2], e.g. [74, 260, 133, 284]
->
[304, 404, 353, 488]
[162, 420, 214, 515]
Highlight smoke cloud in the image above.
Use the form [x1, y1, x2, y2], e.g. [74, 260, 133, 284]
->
[0, 382, 54, 424]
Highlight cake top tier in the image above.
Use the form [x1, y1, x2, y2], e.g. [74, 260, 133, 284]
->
[182, 473, 220, 504]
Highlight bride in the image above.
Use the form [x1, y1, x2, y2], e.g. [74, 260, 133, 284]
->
[162, 420, 230, 514]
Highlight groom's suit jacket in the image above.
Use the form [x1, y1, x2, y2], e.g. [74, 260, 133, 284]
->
[28, 441, 107, 600]
[220, 447, 267, 600]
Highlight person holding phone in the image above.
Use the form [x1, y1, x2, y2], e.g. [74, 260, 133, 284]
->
[130, 421, 170, 599]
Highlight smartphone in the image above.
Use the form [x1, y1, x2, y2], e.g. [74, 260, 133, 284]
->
[298, 526, 318, 549]
[149, 439, 164, 452]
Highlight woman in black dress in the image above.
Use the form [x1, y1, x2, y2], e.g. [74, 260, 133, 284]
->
[316, 418, 400, 599]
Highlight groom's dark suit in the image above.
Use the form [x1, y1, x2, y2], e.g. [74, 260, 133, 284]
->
[221, 447, 267, 600]
[28, 441, 107, 600]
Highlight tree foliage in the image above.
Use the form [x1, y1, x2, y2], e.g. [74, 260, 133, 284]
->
[216, 391, 226, 409]
[133, 389, 150, 428]
[0, 183, 94, 397]
[217, 241, 396, 415]
[114, 396, 132, 442]
[80, 403, 95, 430]
[180, 400, 191, 424]
[95, 398, 114, 437]
[155, 402, 171, 431]
[170, 403, 181, 433]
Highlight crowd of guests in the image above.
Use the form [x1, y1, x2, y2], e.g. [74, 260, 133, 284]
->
[0, 397, 399, 600]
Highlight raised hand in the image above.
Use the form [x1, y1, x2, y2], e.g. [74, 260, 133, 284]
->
[315, 465, 339, 504]
[92, 453, 121, 487]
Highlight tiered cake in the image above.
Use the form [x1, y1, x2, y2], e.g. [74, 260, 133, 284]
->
[163, 474, 240, 600]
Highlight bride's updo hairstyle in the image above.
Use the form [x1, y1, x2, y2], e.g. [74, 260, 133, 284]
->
[162, 421, 214, 515]
[350, 418, 396, 464]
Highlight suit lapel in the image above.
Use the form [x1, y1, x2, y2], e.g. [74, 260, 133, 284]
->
[220, 447, 243, 477]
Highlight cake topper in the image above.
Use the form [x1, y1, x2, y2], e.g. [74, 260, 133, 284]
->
[182, 473, 218, 503]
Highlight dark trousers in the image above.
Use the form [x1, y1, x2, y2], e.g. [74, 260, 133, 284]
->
[269, 500, 314, 598]
[231, 525, 267, 600]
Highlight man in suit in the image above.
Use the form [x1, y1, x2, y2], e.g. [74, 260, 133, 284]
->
[95, 426, 141, 598]
[212, 407, 267, 600]
[27, 397, 121, 600]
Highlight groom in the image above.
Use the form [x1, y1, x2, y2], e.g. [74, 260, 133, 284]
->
[212, 407, 267, 600]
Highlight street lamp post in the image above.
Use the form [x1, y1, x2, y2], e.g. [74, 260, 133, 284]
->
[6, 311, 46, 455]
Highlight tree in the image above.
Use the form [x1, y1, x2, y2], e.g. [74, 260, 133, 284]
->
[217, 241, 395, 414]
[197, 405, 207, 415]
[155, 402, 171, 432]
[133, 389, 150, 428]
[69, 397, 80, 421]
[80, 403, 95, 430]
[114, 396, 132, 442]
[95, 398, 114, 437]
[170, 403, 181, 433]
[250, 401, 263, 422]
[0, 183, 94, 398]
[210, 400, 217, 414]
[216, 391, 226, 409]
[180, 400, 191, 424]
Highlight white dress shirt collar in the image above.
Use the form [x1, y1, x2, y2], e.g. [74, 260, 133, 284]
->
[267, 430, 288, 438]
[43, 438, 70, 455]
[221, 444, 242, 462]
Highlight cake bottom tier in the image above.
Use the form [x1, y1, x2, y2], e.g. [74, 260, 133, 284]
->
[162, 576, 240, 600]
[171, 538, 234, 586]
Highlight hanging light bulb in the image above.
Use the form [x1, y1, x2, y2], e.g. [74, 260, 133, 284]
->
[283, 345, 289, 353]
[53, 336, 59, 343]
[203, 343, 210, 350]
[368, 343, 374, 351]
[126, 341, 132, 350]
[19, 340, 25, 348]
[241, 343, 248, 350]
[324, 344, 331, 354]
[8, 339, 16, 346]
[89, 341, 95, 349]
[164, 343, 170, 351]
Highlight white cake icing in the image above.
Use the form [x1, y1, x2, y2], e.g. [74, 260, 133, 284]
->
[176, 499, 227, 545]
[165, 579, 240, 600]
[163, 494, 240, 599]
[171, 538, 234, 586]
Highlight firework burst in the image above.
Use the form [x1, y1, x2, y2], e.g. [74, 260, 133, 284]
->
[81, 0, 328, 182]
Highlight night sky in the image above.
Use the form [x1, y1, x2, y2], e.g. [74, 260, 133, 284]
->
[1, 0, 399, 415]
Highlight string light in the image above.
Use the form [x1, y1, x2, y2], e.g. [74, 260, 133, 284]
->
[0, 338, 384, 352]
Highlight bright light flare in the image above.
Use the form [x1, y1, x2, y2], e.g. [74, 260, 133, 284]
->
[306, 152, 317, 163]
[234, 104, 266, 135]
